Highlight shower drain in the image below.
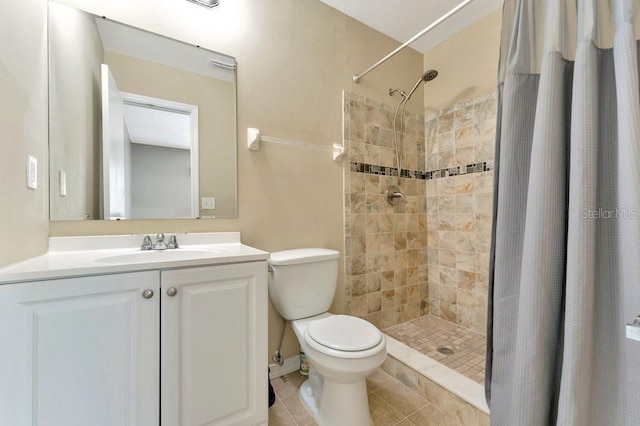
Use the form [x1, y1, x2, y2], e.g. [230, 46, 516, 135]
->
[436, 346, 455, 355]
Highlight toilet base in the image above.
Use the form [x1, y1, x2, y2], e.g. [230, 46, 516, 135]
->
[299, 379, 320, 420]
[299, 373, 372, 426]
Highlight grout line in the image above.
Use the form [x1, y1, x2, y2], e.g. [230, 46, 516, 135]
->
[371, 383, 413, 423]
[373, 374, 431, 424]
[402, 402, 429, 422]
[274, 399, 298, 425]
[382, 397, 408, 424]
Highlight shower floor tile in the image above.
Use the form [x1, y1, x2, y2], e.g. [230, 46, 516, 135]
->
[383, 315, 486, 383]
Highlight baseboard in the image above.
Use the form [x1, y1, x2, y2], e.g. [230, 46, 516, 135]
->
[269, 355, 300, 379]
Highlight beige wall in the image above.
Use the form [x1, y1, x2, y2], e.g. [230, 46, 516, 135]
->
[46, 0, 424, 361]
[422, 9, 502, 115]
[104, 52, 237, 218]
[0, 0, 49, 266]
[49, 2, 103, 220]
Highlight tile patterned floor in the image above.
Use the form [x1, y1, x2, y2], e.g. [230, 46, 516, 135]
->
[383, 315, 486, 383]
[269, 368, 456, 426]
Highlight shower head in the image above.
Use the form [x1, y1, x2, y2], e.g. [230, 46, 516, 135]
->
[388, 69, 439, 104]
[423, 69, 438, 82]
[406, 69, 439, 100]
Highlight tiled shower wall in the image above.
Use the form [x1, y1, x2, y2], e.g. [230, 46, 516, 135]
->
[343, 91, 497, 334]
[343, 91, 429, 328]
[425, 93, 496, 334]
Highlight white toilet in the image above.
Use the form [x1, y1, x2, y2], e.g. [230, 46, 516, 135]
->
[268, 248, 386, 426]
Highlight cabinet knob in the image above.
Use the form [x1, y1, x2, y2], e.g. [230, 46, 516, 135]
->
[167, 287, 178, 297]
[142, 289, 154, 299]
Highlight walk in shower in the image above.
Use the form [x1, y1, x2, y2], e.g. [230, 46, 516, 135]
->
[342, 87, 496, 417]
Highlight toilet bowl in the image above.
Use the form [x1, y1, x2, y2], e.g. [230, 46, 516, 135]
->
[267, 248, 387, 426]
[291, 313, 386, 426]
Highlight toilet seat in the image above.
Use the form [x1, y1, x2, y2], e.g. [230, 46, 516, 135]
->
[302, 315, 385, 359]
[307, 315, 382, 351]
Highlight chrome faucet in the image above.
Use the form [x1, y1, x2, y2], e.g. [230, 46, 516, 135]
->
[167, 234, 179, 249]
[141, 235, 153, 250]
[140, 233, 179, 250]
[153, 233, 167, 250]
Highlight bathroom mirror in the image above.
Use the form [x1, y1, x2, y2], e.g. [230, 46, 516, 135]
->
[48, 1, 237, 220]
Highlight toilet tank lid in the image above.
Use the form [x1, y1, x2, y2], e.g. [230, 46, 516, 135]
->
[268, 248, 339, 265]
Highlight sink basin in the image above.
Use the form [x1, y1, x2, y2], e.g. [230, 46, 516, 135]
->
[96, 249, 224, 264]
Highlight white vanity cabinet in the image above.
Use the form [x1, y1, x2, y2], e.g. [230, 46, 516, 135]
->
[161, 262, 268, 426]
[0, 271, 161, 426]
[0, 256, 268, 426]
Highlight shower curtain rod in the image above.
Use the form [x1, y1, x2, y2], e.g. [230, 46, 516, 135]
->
[353, 0, 475, 83]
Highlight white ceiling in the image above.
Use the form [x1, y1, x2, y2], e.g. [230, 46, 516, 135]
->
[318, 0, 502, 53]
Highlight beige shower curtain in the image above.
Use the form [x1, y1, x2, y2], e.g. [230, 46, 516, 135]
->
[487, 1, 640, 424]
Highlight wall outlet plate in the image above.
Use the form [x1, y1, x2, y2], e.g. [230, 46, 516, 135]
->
[201, 197, 215, 210]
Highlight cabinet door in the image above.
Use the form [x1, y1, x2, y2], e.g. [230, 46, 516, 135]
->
[0, 272, 159, 426]
[161, 261, 267, 426]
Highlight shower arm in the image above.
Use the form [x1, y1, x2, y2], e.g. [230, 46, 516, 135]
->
[353, 0, 475, 83]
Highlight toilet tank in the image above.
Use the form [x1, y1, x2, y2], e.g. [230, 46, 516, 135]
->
[268, 248, 339, 320]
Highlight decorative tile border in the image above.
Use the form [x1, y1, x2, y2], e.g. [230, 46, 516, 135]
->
[350, 161, 493, 181]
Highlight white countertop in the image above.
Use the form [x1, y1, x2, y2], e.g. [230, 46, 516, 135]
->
[0, 232, 268, 284]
